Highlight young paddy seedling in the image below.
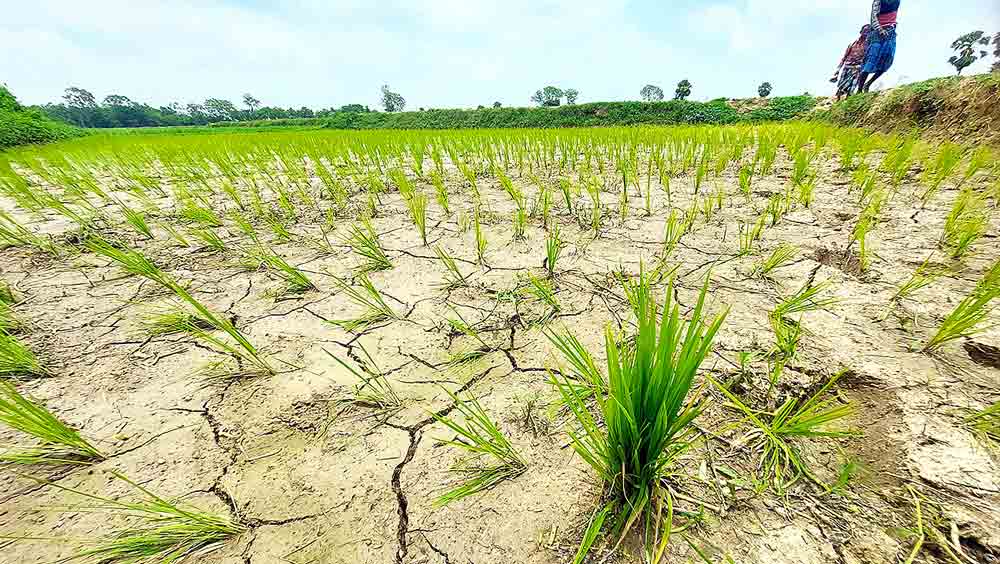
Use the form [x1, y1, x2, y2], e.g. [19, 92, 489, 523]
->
[964, 400, 1000, 447]
[139, 304, 213, 336]
[86, 238, 273, 374]
[329, 274, 398, 332]
[711, 369, 856, 493]
[431, 388, 527, 506]
[523, 272, 560, 316]
[922, 265, 1000, 353]
[0, 331, 45, 378]
[891, 255, 944, 303]
[545, 224, 564, 278]
[407, 191, 429, 245]
[118, 202, 153, 240]
[548, 272, 727, 554]
[188, 227, 226, 253]
[941, 187, 988, 258]
[343, 218, 393, 272]
[0, 380, 104, 464]
[430, 170, 450, 215]
[257, 246, 315, 294]
[753, 243, 798, 279]
[473, 208, 488, 264]
[663, 210, 684, 257]
[434, 246, 470, 289]
[324, 347, 402, 413]
[19, 471, 244, 562]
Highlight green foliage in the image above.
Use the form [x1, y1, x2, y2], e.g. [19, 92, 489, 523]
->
[948, 31, 991, 75]
[1, 85, 84, 149]
[547, 272, 727, 540]
[0, 380, 104, 464]
[218, 96, 817, 130]
[674, 80, 693, 101]
[758, 82, 773, 98]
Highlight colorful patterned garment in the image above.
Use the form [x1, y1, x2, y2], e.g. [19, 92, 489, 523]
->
[833, 26, 869, 97]
[862, 0, 899, 74]
[871, 0, 900, 32]
[837, 66, 862, 97]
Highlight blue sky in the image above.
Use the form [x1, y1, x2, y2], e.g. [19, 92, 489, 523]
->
[3, 0, 998, 110]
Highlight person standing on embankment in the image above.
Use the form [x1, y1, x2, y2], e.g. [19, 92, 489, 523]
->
[857, 0, 900, 92]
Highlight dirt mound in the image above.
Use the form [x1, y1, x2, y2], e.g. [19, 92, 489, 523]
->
[819, 73, 1000, 145]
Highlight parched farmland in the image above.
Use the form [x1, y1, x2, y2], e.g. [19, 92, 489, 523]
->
[0, 124, 999, 564]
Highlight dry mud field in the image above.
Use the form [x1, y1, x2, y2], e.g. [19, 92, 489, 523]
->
[0, 124, 999, 564]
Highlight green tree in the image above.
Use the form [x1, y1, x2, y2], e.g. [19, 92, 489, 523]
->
[674, 79, 692, 100]
[948, 31, 990, 75]
[204, 98, 238, 121]
[62, 87, 97, 127]
[339, 104, 369, 113]
[242, 93, 261, 112]
[493, 101, 502, 108]
[758, 82, 773, 97]
[640, 84, 664, 102]
[0, 84, 21, 112]
[564, 88, 579, 105]
[381, 85, 406, 112]
[531, 86, 564, 107]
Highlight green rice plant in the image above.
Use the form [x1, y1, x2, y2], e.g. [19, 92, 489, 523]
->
[753, 243, 798, 279]
[572, 504, 612, 564]
[431, 387, 527, 506]
[178, 200, 223, 227]
[0, 211, 57, 254]
[17, 471, 244, 562]
[771, 280, 836, 321]
[343, 218, 393, 272]
[662, 210, 683, 257]
[920, 142, 964, 203]
[964, 400, 1000, 446]
[474, 208, 488, 264]
[86, 238, 272, 374]
[257, 247, 315, 294]
[512, 206, 527, 241]
[188, 227, 225, 253]
[737, 164, 753, 203]
[797, 177, 816, 208]
[850, 190, 886, 271]
[922, 275, 999, 353]
[264, 212, 293, 242]
[430, 170, 450, 215]
[958, 146, 991, 187]
[765, 193, 786, 227]
[324, 347, 402, 412]
[329, 274, 397, 332]
[583, 175, 602, 232]
[941, 187, 988, 258]
[711, 369, 856, 492]
[434, 246, 470, 289]
[524, 272, 559, 314]
[445, 306, 494, 354]
[159, 222, 190, 248]
[407, 191, 429, 246]
[0, 380, 103, 464]
[548, 273, 727, 541]
[558, 178, 574, 212]
[0, 331, 45, 378]
[737, 214, 766, 257]
[139, 304, 212, 336]
[545, 224, 564, 278]
[119, 203, 153, 239]
[891, 255, 944, 302]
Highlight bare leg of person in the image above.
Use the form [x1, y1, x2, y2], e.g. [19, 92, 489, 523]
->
[862, 71, 885, 92]
[856, 72, 869, 94]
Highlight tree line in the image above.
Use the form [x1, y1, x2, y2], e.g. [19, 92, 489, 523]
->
[39, 87, 375, 129]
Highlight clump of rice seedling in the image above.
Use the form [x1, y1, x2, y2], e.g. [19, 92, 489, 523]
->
[891, 255, 944, 302]
[445, 306, 495, 359]
[119, 202, 153, 239]
[343, 218, 393, 272]
[430, 170, 450, 215]
[797, 177, 816, 208]
[663, 209, 684, 257]
[753, 243, 798, 279]
[0, 331, 45, 378]
[711, 369, 856, 492]
[922, 264, 1000, 353]
[0, 380, 104, 464]
[545, 224, 564, 278]
[558, 178, 575, 212]
[548, 272, 727, 546]
[329, 274, 397, 332]
[0, 211, 57, 254]
[179, 199, 223, 227]
[139, 304, 213, 336]
[407, 191, 429, 245]
[524, 272, 560, 315]
[738, 165, 753, 203]
[473, 208, 488, 264]
[512, 206, 527, 241]
[941, 187, 988, 258]
[737, 215, 765, 257]
[324, 347, 402, 412]
[257, 247, 315, 294]
[964, 400, 1000, 447]
[86, 238, 273, 374]
[20, 471, 244, 562]
[431, 387, 527, 506]
[920, 142, 964, 204]
[583, 175, 602, 232]
[434, 246, 470, 289]
[188, 227, 225, 253]
[772, 279, 837, 321]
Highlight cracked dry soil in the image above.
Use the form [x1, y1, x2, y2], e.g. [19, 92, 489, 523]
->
[1, 127, 999, 564]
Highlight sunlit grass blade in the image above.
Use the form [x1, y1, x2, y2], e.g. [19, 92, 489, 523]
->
[0, 380, 104, 464]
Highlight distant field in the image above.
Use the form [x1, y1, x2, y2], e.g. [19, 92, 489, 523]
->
[1, 123, 998, 563]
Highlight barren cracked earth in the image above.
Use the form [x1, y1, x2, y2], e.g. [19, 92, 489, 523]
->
[1, 124, 999, 564]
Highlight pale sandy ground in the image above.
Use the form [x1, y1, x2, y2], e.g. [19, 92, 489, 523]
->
[0, 147, 998, 564]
